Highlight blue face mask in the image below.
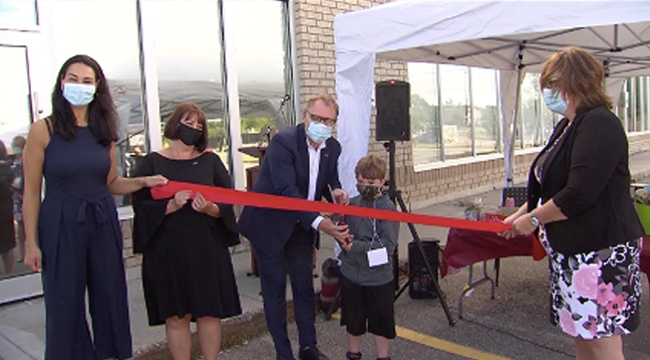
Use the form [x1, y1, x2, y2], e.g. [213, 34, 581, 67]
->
[543, 88, 568, 115]
[12, 147, 22, 155]
[306, 122, 332, 144]
[63, 83, 96, 107]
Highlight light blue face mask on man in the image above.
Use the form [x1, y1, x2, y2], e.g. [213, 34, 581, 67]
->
[63, 83, 96, 107]
[543, 88, 568, 115]
[306, 122, 332, 143]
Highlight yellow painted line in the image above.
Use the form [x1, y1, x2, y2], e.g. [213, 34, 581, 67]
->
[395, 326, 511, 360]
[330, 313, 511, 360]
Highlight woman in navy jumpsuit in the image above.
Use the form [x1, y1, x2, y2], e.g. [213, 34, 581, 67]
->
[22, 54, 167, 360]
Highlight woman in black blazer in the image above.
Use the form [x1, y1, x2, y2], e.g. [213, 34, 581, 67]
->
[502, 46, 643, 360]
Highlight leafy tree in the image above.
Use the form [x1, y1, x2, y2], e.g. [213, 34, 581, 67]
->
[441, 99, 469, 127]
[241, 117, 273, 133]
[410, 94, 434, 135]
[208, 119, 226, 151]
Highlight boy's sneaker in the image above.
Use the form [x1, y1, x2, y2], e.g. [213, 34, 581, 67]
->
[346, 351, 362, 359]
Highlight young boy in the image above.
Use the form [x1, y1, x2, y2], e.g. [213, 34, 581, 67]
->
[338, 154, 399, 360]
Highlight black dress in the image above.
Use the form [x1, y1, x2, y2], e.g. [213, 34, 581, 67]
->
[0, 159, 15, 254]
[132, 152, 242, 326]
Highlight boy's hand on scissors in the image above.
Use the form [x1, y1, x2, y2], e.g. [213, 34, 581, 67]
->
[341, 238, 353, 252]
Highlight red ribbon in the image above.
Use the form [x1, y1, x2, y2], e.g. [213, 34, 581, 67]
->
[151, 181, 511, 233]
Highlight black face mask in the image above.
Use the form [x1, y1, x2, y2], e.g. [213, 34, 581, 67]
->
[177, 123, 202, 147]
[356, 184, 380, 200]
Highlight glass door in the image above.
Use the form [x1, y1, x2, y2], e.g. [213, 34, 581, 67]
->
[0, 44, 42, 304]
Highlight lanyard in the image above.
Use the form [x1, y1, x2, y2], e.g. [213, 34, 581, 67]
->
[369, 198, 385, 248]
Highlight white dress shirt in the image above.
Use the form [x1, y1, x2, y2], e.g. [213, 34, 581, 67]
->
[307, 138, 327, 230]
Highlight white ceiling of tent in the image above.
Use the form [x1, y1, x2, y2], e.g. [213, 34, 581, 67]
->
[378, 22, 650, 77]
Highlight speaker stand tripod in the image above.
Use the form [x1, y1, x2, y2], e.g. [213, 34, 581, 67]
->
[384, 141, 456, 326]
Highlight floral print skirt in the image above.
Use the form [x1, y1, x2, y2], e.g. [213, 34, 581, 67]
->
[538, 226, 642, 339]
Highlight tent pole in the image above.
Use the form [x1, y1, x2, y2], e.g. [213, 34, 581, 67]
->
[506, 44, 525, 188]
[436, 64, 446, 161]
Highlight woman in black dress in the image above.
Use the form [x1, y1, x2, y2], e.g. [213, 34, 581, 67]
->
[132, 103, 241, 360]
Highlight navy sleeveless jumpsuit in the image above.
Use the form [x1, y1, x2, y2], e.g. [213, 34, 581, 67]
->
[39, 125, 132, 360]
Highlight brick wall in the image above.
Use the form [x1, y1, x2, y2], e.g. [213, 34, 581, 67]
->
[409, 152, 538, 210]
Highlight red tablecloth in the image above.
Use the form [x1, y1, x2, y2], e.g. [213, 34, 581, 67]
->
[641, 235, 650, 275]
[440, 228, 543, 278]
[441, 231, 650, 279]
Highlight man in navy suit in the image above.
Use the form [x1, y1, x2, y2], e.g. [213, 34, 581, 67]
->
[238, 94, 350, 360]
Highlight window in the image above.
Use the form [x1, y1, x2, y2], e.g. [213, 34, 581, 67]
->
[518, 73, 546, 149]
[0, 46, 31, 146]
[223, 0, 294, 174]
[0, 0, 37, 28]
[439, 64, 471, 160]
[471, 68, 500, 155]
[409, 63, 441, 165]
[148, 1, 227, 167]
[410, 64, 564, 168]
[616, 77, 650, 133]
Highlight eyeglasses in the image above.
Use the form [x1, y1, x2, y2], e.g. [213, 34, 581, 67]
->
[306, 110, 337, 127]
[546, 77, 559, 88]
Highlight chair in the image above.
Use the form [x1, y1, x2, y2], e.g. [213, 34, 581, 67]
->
[494, 186, 527, 287]
[501, 187, 528, 207]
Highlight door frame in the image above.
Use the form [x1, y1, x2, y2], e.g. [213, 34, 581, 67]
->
[0, 30, 49, 304]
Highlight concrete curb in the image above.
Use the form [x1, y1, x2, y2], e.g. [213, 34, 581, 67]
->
[134, 270, 412, 359]
[134, 300, 298, 360]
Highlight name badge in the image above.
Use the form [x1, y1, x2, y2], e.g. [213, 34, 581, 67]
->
[367, 247, 389, 267]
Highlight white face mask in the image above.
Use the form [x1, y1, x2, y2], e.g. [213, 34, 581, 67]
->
[306, 122, 332, 143]
[543, 88, 569, 115]
[63, 83, 96, 107]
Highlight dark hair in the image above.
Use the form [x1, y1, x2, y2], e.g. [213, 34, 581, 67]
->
[12, 136, 26, 149]
[540, 46, 613, 111]
[50, 54, 118, 146]
[163, 103, 209, 152]
[355, 154, 386, 180]
[0, 140, 6, 160]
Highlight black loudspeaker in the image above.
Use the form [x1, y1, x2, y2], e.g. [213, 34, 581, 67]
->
[408, 239, 440, 299]
[375, 80, 411, 141]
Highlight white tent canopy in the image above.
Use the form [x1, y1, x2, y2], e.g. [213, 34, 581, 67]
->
[334, 0, 650, 194]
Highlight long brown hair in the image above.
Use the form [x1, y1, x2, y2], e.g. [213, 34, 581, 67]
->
[50, 55, 118, 146]
[540, 46, 613, 111]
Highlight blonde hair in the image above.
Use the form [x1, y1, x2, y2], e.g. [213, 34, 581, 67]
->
[355, 154, 386, 180]
[540, 46, 613, 110]
[306, 93, 339, 116]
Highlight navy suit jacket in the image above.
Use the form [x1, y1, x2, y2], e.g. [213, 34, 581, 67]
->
[238, 123, 342, 257]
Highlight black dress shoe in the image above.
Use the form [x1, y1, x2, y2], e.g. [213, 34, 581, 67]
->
[298, 345, 330, 360]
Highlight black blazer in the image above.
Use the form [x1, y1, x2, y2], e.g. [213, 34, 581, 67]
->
[238, 123, 341, 257]
[527, 106, 644, 256]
